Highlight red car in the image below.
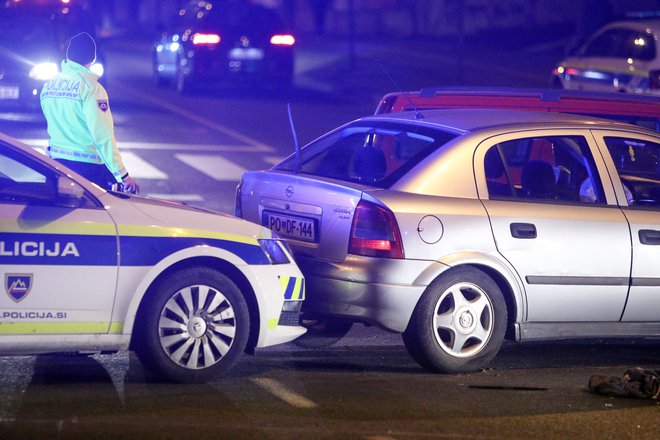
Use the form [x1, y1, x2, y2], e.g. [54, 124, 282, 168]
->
[375, 88, 660, 132]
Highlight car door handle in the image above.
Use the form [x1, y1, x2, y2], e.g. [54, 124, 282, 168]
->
[639, 229, 660, 245]
[510, 223, 537, 239]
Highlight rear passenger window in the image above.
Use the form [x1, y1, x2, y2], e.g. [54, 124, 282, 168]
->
[485, 136, 605, 204]
[603, 137, 660, 207]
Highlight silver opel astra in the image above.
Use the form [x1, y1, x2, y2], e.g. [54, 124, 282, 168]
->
[237, 109, 660, 373]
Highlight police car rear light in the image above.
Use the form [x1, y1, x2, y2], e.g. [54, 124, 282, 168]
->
[270, 34, 295, 46]
[348, 200, 404, 259]
[193, 33, 221, 45]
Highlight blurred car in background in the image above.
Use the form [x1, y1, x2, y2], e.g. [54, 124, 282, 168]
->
[552, 19, 660, 96]
[0, 0, 105, 109]
[237, 109, 660, 374]
[375, 87, 660, 132]
[153, 0, 295, 93]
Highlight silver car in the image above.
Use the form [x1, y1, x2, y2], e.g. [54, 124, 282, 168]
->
[237, 109, 660, 373]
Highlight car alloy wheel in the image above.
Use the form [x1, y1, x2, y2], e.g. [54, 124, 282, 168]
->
[432, 281, 493, 358]
[403, 267, 507, 373]
[158, 285, 237, 370]
[134, 267, 249, 383]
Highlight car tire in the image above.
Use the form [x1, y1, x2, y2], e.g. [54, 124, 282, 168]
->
[403, 267, 507, 373]
[293, 316, 353, 349]
[134, 267, 250, 383]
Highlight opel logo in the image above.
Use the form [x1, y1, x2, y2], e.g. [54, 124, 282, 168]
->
[285, 186, 294, 198]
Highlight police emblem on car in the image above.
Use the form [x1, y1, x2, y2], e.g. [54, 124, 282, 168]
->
[5, 274, 32, 302]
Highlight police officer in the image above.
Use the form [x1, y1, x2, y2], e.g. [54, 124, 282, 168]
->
[40, 32, 139, 194]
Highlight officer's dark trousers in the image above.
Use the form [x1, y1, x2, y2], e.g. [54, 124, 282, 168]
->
[53, 158, 116, 191]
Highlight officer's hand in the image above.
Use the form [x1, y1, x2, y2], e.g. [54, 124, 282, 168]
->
[122, 176, 140, 194]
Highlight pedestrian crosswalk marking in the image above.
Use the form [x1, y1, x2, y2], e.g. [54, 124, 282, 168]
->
[110, 81, 273, 150]
[145, 193, 204, 202]
[175, 154, 246, 181]
[121, 152, 168, 179]
[20, 139, 273, 153]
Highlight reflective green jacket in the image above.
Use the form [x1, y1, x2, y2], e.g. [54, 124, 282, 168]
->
[40, 60, 127, 183]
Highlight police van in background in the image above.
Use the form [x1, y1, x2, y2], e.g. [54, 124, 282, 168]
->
[0, 132, 306, 383]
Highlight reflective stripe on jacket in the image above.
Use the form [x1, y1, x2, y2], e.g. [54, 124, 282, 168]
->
[40, 60, 127, 182]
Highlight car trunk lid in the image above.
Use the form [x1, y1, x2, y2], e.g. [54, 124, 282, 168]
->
[239, 170, 366, 261]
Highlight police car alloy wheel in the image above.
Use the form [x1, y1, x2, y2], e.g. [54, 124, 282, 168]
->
[134, 267, 249, 383]
[403, 267, 507, 373]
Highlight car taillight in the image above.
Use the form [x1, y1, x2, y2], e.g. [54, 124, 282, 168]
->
[270, 34, 295, 46]
[651, 70, 660, 89]
[348, 199, 404, 259]
[193, 33, 221, 45]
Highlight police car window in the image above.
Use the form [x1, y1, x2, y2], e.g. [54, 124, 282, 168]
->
[0, 146, 94, 208]
[489, 136, 605, 204]
[603, 137, 660, 208]
[0, 155, 46, 184]
[582, 30, 618, 57]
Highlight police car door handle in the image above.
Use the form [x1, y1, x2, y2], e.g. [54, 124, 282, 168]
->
[638, 229, 660, 245]
[510, 223, 537, 239]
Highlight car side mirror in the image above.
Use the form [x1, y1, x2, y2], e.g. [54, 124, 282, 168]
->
[56, 175, 86, 208]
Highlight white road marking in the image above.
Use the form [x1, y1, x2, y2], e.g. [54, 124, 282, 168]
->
[146, 193, 204, 202]
[176, 153, 246, 181]
[263, 155, 284, 166]
[120, 151, 168, 179]
[19, 139, 273, 153]
[109, 81, 274, 150]
[251, 377, 318, 409]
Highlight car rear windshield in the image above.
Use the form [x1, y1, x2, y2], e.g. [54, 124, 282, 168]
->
[274, 122, 458, 188]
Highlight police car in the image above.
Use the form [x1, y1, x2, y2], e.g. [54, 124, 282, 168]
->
[0, 132, 305, 383]
[553, 19, 660, 95]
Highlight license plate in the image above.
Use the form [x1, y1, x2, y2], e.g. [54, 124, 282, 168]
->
[229, 48, 264, 60]
[262, 211, 318, 243]
[0, 86, 19, 100]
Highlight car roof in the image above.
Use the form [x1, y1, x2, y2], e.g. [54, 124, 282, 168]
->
[375, 87, 660, 118]
[364, 108, 653, 135]
[600, 18, 660, 33]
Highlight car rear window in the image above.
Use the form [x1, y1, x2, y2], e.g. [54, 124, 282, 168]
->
[274, 122, 458, 188]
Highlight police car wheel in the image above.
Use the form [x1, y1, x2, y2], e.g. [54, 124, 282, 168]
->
[134, 267, 250, 383]
[402, 267, 507, 373]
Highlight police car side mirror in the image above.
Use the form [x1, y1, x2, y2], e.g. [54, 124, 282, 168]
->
[56, 175, 85, 208]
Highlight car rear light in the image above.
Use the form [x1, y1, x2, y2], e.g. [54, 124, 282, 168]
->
[348, 199, 404, 259]
[270, 34, 295, 46]
[192, 33, 221, 45]
[651, 70, 660, 89]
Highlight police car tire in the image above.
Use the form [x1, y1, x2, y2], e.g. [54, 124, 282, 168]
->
[402, 267, 507, 373]
[134, 267, 250, 383]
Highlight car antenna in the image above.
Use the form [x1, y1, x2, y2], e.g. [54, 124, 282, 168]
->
[287, 102, 301, 174]
[378, 61, 424, 119]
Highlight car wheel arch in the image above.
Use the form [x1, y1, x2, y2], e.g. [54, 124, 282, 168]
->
[124, 255, 260, 352]
[403, 265, 510, 372]
[413, 256, 524, 337]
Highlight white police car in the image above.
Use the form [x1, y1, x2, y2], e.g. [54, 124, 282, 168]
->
[553, 19, 660, 95]
[0, 132, 305, 383]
